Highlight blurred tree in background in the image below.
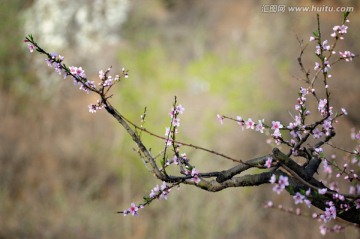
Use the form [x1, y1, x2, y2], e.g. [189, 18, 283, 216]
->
[1, 0, 359, 238]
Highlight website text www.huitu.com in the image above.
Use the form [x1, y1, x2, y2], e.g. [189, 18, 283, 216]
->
[261, 5, 354, 13]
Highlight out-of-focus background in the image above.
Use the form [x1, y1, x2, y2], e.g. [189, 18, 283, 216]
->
[1, 0, 359, 238]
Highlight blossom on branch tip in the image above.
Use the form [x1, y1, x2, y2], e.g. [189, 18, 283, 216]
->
[293, 192, 305, 204]
[128, 203, 139, 216]
[269, 174, 276, 184]
[271, 121, 283, 131]
[355, 199, 360, 209]
[278, 175, 289, 188]
[318, 99, 327, 113]
[123, 203, 139, 216]
[270, 175, 288, 195]
[176, 105, 185, 114]
[312, 128, 323, 139]
[272, 129, 282, 138]
[245, 118, 255, 129]
[314, 62, 320, 70]
[99, 70, 105, 80]
[236, 116, 245, 129]
[172, 118, 180, 127]
[191, 168, 201, 184]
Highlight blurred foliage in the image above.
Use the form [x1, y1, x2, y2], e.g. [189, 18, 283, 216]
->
[0, 0, 359, 238]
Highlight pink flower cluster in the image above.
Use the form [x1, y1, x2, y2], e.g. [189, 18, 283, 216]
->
[88, 99, 105, 114]
[24, 36, 129, 114]
[331, 23, 348, 39]
[87, 67, 128, 113]
[24, 38, 34, 53]
[269, 175, 289, 194]
[122, 182, 174, 216]
[149, 181, 171, 200]
[165, 104, 185, 146]
[123, 203, 142, 216]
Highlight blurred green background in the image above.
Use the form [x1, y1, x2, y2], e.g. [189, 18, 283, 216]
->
[1, 0, 360, 238]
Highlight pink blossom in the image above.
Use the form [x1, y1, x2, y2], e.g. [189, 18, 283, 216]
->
[322, 160, 332, 175]
[299, 87, 308, 96]
[322, 119, 332, 132]
[271, 175, 288, 195]
[69, 66, 77, 75]
[339, 51, 355, 61]
[149, 185, 160, 198]
[88, 104, 97, 113]
[322, 40, 330, 51]
[339, 25, 348, 34]
[309, 36, 315, 42]
[75, 67, 86, 77]
[264, 200, 273, 208]
[245, 118, 255, 129]
[355, 131, 360, 140]
[318, 188, 327, 194]
[323, 59, 331, 72]
[294, 115, 301, 126]
[128, 203, 139, 216]
[314, 147, 323, 155]
[159, 190, 169, 200]
[312, 128, 323, 139]
[333, 25, 348, 36]
[160, 181, 167, 191]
